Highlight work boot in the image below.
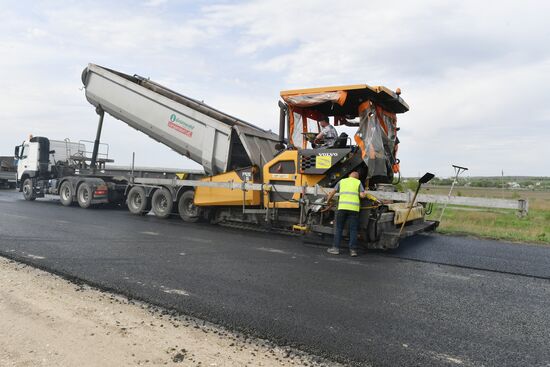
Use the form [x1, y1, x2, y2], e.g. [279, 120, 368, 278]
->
[350, 249, 358, 257]
[327, 247, 340, 255]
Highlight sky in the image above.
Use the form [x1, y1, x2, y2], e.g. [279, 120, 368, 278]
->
[0, 0, 548, 177]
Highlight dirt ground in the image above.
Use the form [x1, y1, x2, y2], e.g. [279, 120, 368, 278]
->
[0, 257, 340, 367]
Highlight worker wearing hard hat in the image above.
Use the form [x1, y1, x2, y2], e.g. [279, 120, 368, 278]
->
[314, 117, 338, 148]
[325, 171, 367, 257]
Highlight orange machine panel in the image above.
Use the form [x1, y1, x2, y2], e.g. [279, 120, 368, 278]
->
[262, 150, 299, 209]
[194, 169, 261, 206]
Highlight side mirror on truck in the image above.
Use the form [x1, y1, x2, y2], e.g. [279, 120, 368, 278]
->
[14, 145, 20, 158]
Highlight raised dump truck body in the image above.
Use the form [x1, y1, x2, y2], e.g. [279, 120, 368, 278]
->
[82, 64, 279, 175]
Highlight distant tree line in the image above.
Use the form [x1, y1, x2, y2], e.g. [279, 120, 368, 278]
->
[398, 176, 550, 190]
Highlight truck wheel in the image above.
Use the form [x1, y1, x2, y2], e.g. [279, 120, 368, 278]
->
[77, 183, 93, 209]
[127, 186, 150, 215]
[22, 178, 36, 201]
[178, 190, 200, 223]
[152, 188, 173, 219]
[59, 181, 73, 206]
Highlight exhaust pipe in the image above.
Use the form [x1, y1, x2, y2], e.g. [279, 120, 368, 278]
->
[276, 101, 287, 150]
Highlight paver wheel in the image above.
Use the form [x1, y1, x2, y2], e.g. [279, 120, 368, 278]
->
[151, 188, 173, 219]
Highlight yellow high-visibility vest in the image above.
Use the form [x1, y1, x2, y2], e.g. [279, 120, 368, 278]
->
[337, 177, 361, 212]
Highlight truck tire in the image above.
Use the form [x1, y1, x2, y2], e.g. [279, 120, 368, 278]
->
[151, 188, 173, 219]
[22, 178, 36, 201]
[127, 186, 150, 215]
[178, 190, 200, 223]
[59, 181, 74, 206]
[77, 182, 93, 209]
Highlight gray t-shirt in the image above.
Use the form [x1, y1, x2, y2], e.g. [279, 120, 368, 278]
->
[320, 124, 338, 147]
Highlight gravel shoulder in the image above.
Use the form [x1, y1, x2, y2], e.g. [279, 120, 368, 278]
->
[0, 257, 341, 367]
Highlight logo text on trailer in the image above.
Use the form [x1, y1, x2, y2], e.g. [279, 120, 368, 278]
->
[168, 114, 194, 137]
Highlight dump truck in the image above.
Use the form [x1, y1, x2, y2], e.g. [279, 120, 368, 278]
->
[0, 156, 17, 189]
[16, 64, 437, 249]
[14, 137, 203, 207]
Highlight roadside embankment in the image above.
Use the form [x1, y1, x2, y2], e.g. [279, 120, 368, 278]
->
[0, 257, 340, 367]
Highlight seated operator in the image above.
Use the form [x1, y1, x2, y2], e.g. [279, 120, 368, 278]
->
[314, 117, 338, 148]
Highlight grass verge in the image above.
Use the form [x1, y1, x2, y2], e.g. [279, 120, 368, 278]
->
[421, 187, 550, 245]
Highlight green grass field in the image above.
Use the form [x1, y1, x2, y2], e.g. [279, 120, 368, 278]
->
[419, 186, 550, 244]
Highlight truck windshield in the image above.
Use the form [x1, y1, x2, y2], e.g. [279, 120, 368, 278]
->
[20, 144, 28, 159]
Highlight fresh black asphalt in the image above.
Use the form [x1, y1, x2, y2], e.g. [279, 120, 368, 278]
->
[1, 189, 549, 366]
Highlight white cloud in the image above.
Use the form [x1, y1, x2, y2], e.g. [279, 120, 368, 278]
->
[0, 0, 548, 176]
[144, 0, 168, 7]
[196, 0, 550, 176]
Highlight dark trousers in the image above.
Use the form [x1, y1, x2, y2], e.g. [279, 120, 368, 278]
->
[333, 210, 359, 249]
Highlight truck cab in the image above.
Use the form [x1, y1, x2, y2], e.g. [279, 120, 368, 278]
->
[14, 137, 46, 186]
[13, 137, 115, 205]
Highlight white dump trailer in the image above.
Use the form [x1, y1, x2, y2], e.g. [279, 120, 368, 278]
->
[82, 64, 279, 175]
[15, 64, 281, 221]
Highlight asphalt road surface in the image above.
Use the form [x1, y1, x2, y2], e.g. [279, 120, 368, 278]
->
[1, 189, 549, 366]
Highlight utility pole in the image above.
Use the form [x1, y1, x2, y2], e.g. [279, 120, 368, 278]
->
[501, 169, 504, 198]
[439, 164, 468, 222]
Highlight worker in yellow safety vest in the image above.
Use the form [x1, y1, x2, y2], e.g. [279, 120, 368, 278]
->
[325, 171, 367, 257]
